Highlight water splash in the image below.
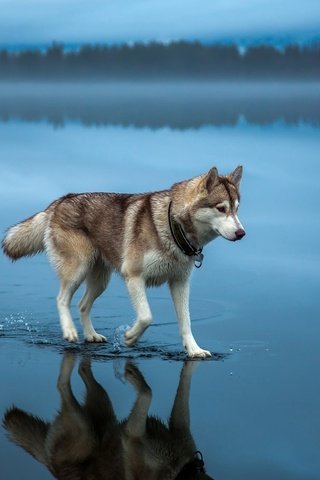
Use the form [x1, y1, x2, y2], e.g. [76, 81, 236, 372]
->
[24, 321, 34, 343]
[1, 312, 40, 340]
[112, 324, 130, 353]
[113, 357, 127, 383]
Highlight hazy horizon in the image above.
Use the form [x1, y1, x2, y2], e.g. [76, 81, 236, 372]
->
[0, 0, 319, 47]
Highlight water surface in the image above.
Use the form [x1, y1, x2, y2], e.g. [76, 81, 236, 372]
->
[0, 82, 319, 479]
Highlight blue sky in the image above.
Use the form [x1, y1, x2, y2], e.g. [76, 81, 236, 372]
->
[0, 0, 319, 46]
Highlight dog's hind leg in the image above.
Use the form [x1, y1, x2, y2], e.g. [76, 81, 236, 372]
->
[57, 352, 79, 407]
[54, 353, 95, 463]
[47, 227, 95, 342]
[124, 276, 152, 347]
[57, 272, 86, 342]
[78, 260, 111, 342]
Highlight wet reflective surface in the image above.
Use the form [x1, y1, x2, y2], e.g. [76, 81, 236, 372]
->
[0, 82, 319, 479]
[3, 353, 214, 479]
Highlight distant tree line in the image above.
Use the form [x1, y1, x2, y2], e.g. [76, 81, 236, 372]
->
[0, 41, 319, 80]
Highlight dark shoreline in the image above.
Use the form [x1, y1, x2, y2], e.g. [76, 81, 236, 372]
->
[1, 41, 320, 81]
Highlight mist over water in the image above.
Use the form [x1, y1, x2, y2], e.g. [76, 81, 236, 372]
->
[0, 81, 319, 480]
[0, 81, 319, 128]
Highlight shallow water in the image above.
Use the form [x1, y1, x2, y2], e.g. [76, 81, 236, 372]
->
[0, 82, 319, 479]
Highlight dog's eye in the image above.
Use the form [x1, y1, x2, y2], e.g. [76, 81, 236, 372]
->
[216, 206, 226, 213]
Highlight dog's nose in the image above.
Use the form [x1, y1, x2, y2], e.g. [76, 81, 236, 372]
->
[235, 228, 246, 240]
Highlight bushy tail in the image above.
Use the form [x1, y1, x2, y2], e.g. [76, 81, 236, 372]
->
[2, 211, 48, 260]
[3, 406, 49, 463]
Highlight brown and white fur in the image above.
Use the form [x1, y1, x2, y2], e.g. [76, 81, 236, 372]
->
[3, 354, 213, 479]
[2, 166, 245, 358]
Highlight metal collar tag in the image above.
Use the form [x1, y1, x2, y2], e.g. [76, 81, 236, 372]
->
[194, 251, 204, 268]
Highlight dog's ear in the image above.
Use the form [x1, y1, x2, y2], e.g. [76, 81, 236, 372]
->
[201, 167, 219, 193]
[229, 165, 243, 188]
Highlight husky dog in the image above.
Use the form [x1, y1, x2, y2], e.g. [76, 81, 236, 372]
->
[2, 166, 245, 358]
[3, 354, 214, 479]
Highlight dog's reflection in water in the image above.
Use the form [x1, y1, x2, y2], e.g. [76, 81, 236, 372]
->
[3, 354, 214, 479]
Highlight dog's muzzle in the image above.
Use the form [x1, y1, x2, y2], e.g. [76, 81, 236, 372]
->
[234, 228, 246, 241]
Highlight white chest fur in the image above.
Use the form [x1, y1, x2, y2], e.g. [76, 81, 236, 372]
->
[142, 249, 191, 287]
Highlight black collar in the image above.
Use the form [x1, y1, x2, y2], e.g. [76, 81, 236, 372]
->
[168, 201, 204, 268]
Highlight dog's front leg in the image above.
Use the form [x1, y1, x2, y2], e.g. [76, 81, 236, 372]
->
[125, 276, 152, 347]
[169, 361, 198, 450]
[124, 362, 152, 436]
[170, 279, 211, 358]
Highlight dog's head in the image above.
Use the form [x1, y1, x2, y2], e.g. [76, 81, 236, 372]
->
[194, 165, 245, 242]
[174, 450, 215, 480]
[172, 166, 245, 244]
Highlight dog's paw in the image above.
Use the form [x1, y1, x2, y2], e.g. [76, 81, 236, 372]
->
[187, 348, 212, 359]
[84, 330, 107, 343]
[125, 363, 151, 393]
[63, 327, 79, 343]
[78, 359, 93, 380]
[184, 337, 212, 359]
[124, 328, 139, 347]
[124, 318, 151, 347]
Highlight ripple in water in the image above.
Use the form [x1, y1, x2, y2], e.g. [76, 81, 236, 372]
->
[1, 315, 228, 361]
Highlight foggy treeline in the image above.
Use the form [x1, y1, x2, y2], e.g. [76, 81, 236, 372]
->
[0, 41, 319, 80]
